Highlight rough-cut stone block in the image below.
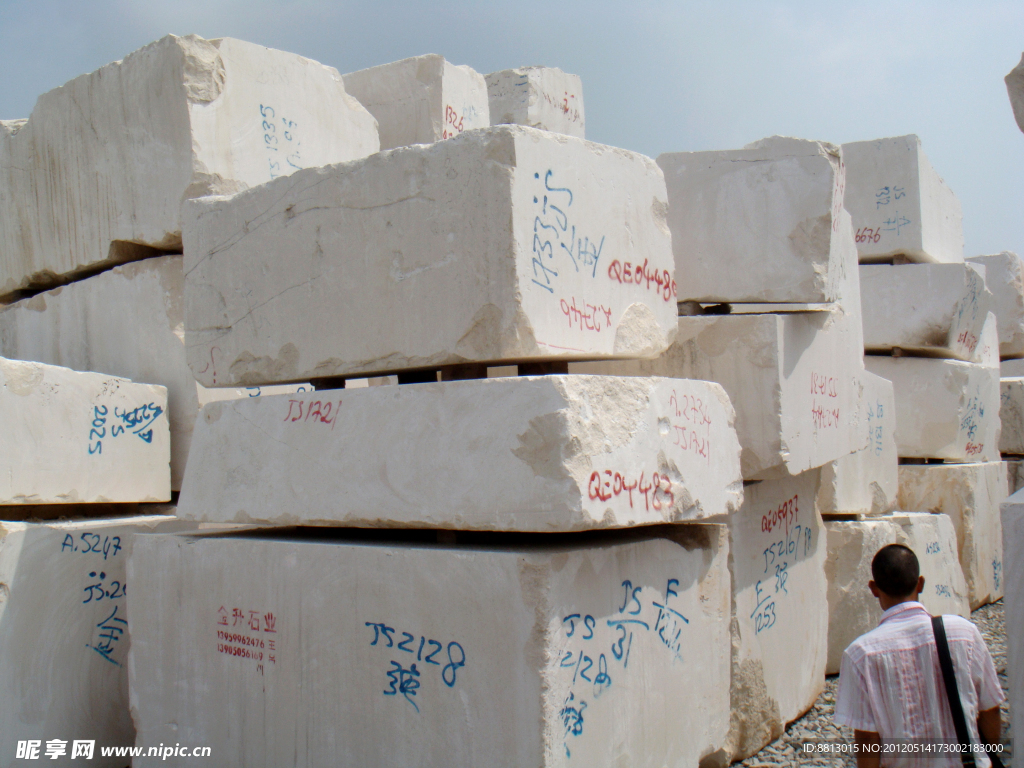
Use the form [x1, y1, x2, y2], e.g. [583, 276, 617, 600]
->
[824, 518, 899, 674]
[0, 256, 197, 490]
[891, 512, 971, 618]
[1007, 54, 1024, 134]
[1004, 358, 1024, 377]
[573, 309, 865, 481]
[1001, 378, 1024, 455]
[818, 371, 898, 516]
[178, 376, 742, 530]
[1008, 460, 1024, 494]
[184, 126, 677, 386]
[1, 358, 169, 504]
[842, 134, 963, 264]
[968, 252, 1024, 358]
[0, 514, 186, 765]
[864, 356, 1000, 462]
[486, 67, 585, 138]
[128, 526, 731, 767]
[898, 462, 1008, 609]
[860, 262, 993, 359]
[0, 35, 378, 300]
[343, 54, 489, 150]
[725, 470, 826, 760]
[657, 137, 847, 303]
[1000, 489, 1024, 748]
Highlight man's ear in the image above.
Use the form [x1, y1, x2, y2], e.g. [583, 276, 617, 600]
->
[917, 575, 925, 594]
[869, 580, 881, 598]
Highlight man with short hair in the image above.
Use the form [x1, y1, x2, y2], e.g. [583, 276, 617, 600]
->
[834, 543, 1004, 767]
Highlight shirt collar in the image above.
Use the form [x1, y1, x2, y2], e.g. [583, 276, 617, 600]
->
[879, 601, 929, 625]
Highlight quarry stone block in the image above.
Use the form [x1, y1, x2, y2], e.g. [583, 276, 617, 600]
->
[842, 134, 963, 264]
[0, 34, 378, 300]
[0, 256, 196, 490]
[897, 462, 1008, 609]
[968, 252, 1024, 358]
[486, 66, 585, 138]
[1, 358, 169, 504]
[726, 470, 826, 760]
[818, 371, 898, 516]
[573, 309, 865, 481]
[128, 526, 731, 767]
[178, 375, 742, 530]
[1000, 378, 1024, 455]
[1000, 489, 1024, 748]
[891, 513, 970, 618]
[343, 54, 489, 150]
[1004, 358, 1024, 377]
[0, 514, 186, 768]
[657, 137, 848, 304]
[184, 126, 677, 386]
[1007, 54, 1024, 134]
[864, 356, 1000, 462]
[860, 262, 993, 360]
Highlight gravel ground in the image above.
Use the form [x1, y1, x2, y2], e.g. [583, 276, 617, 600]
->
[737, 601, 1011, 767]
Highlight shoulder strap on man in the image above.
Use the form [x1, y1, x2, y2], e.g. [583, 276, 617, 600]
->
[932, 615, 983, 768]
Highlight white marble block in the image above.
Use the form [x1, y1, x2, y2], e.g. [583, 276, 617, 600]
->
[0, 514, 186, 767]
[0, 256, 198, 490]
[860, 262, 993, 359]
[657, 137, 847, 304]
[1003, 358, 1024, 377]
[184, 126, 677, 386]
[128, 526, 731, 767]
[864, 356, 1000, 462]
[818, 371, 898, 516]
[0, 35, 378, 300]
[1000, 489, 1024, 749]
[968, 252, 1024, 358]
[486, 67, 585, 138]
[573, 310, 865, 481]
[1001, 378, 1024, 455]
[891, 513, 971, 618]
[343, 54, 490, 150]
[841, 134, 963, 264]
[1008, 460, 1024, 494]
[1, 358, 169, 504]
[898, 462, 1008, 609]
[178, 376, 742, 530]
[726, 470, 826, 760]
[824, 518, 900, 674]
[1007, 53, 1024, 134]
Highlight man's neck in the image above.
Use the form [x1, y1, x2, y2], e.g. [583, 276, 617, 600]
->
[879, 595, 920, 612]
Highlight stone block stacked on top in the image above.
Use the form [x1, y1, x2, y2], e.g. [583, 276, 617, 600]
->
[129, 75, 744, 766]
[486, 66, 585, 138]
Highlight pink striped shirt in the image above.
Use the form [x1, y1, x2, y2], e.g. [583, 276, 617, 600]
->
[834, 602, 1004, 767]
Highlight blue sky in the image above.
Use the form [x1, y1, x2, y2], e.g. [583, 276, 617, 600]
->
[1, 0, 1022, 257]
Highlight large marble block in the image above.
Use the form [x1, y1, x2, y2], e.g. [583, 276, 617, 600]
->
[725, 470, 826, 761]
[1000, 378, 1024, 455]
[968, 252, 1024, 358]
[128, 526, 731, 767]
[486, 67, 585, 138]
[343, 54, 489, 150]
[0, 256, 197, 490]
[573, 310, 865, 481]
[1, 358, 169, 504]
[657, 137, 847, 304]
[1003, 358, 1024, 377]
[1000, 489, 1024, 749]
[0, 514, 185, 767]
[891, 513, 970, 618]
[864, 356, 1000, 462]
[184, 126, 677, 386]
[842, 134, 963, 264]
[0, 35, 378, 300]
[178, 376, 742, 530]
[898, 462, 1008, 609]
[824, 518, 899, 674]
[818, 371, 898, 516]
[1007, 53, 1024, 134]
[860, 262, 993, 360]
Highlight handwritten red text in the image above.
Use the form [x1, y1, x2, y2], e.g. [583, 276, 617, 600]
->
[608, 259, 677, 303]
[588, 470, 674, 512]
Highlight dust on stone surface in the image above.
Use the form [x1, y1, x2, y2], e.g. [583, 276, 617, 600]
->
[738, 600, 1012, 767]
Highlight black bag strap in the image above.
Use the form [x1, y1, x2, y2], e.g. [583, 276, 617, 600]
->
[932, 615, 977, 767]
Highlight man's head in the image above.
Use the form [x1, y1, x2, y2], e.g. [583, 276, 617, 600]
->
[868, 544, 925, 609]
